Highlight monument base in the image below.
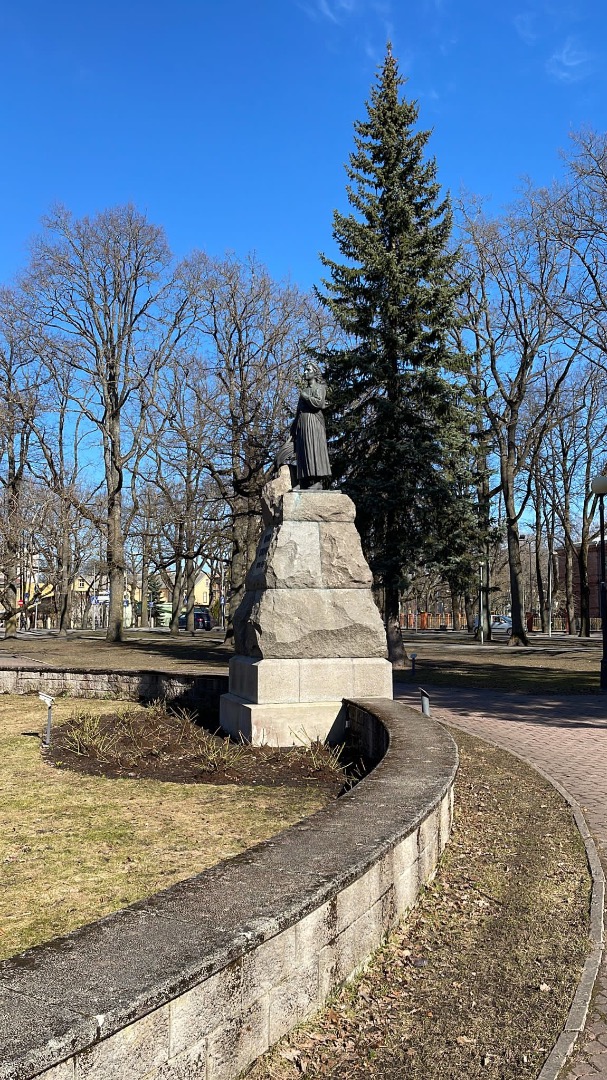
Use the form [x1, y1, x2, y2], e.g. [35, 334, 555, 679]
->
[221, 479, 393, 746]
[220, 695, 346, 747]
[219, 656, 393, 746]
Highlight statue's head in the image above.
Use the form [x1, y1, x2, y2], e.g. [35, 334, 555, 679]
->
[303, 360, 323, 380]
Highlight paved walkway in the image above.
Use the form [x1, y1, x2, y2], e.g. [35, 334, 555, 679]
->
[394, 684, 607, 1079]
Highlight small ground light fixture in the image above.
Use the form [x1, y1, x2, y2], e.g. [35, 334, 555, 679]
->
[39, 692, 55, 748]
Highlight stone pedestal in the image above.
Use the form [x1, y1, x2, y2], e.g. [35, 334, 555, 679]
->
[220, 471, 392, 745]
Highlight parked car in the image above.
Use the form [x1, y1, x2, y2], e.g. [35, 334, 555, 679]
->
[473, 615, 512, 637]
[178, 607, 212, 631]
[489, 615, 512, 636]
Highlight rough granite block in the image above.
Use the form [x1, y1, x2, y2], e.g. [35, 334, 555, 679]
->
[247, 521, 323, 591]
[439, 792, 452, 853]
[142, 1039, 207, 1080]
[318, 523, 373, 589]
[37, 1063, 75, 1080]
[268, 958, 321, 1043]
[281, 491, 356, 523]
[394, 861, 419, 916]
[169, 964, 242, 1059]
[206, 997, 269, 1080]
[336, 863, 385, 935]
[392, 831, 418, 879]
[295, 901, 337, 963]
[241, 926, 298, 1010]
[76, 1006, 170, 1080]
[319, 900, 384, 999]
[236, 588, 388, 660]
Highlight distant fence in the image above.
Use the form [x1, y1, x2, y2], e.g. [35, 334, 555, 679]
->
[401, 613, 600, 633]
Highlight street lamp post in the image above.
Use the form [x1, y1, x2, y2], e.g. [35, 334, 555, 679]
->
[591, 475, 607, 691]
[528, 542, 533, 625]
[478, 562, 484, 645]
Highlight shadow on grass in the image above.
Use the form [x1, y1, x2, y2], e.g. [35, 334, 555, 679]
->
[394, 658, 598, 695]
[0, 630, 233, 673]
[115, 633, 233, 670]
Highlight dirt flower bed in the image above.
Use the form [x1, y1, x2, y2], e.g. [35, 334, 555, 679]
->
[46, 704, 352, 793]
[246, 730, 591, 1080]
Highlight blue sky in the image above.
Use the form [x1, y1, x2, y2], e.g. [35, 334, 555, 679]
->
[1, 1, 606, 292]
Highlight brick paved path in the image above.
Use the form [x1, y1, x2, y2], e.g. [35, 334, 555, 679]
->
[395, 684, 607, 1079]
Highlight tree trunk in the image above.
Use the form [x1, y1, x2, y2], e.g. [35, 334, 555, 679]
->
[57, 521, 72, 636]
[185, 551, 196, 635]
[226, 494, 261, 641]
[169, 561, 183, 635]
[106, 494, 125, 642]
[502, 445, 528, 645]
[4, 531, 19, 639]
[464, 593, 475, 632]
[140, 545, 150, 628]
[564, 540, 576, 634]
[506, 524, 528, 645]
[446, 582, 461, 630]
[578, 542, 591, 637]
[4, 578, 18, 638]
[385, 575, 405, 666]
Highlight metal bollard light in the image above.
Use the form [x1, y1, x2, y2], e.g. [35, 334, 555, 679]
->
[39, 692, 55, 749]
[420, 687, 430, 716]
[409, 651, 417, 675]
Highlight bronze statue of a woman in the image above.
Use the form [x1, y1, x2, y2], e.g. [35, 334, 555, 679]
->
[276, 361, 331, 490]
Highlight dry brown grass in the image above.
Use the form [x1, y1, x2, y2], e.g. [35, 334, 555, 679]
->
[0, 696, 333, 961]
[0, 629, 231, 673]
[3, 628, 604, 693]
[395, 632, 603, 693]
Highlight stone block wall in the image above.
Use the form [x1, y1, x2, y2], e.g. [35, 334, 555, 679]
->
[0, 699, 458, 1080]
[0, 665, 228, 717]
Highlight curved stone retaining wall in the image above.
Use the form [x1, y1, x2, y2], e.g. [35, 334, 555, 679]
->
[0, 665, 228, 714]
[0, 698, 458, 1080]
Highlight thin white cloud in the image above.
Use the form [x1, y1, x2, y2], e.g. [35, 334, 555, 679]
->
[546, 36, 592, 82]
[298, 0, 394, 24]
[513, 12, 539, 45]
[419, 86, 441, 103]
[301, 0, 358, 22]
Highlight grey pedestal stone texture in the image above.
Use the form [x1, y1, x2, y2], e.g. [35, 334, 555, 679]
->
[221, 472, 391, 745]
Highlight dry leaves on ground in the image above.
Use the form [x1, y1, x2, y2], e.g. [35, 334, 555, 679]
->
[246, 730, 591, 1080]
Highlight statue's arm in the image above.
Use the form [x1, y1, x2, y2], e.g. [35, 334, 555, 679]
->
[300, 382, 326, 410]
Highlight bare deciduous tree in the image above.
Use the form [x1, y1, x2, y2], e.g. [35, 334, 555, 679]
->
[456, 198, 585, 644]
[0, 290, 43, 637]
[23, 204, 200, 641]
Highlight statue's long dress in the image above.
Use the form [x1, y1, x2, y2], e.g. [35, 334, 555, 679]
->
[293, 381, 331, 481]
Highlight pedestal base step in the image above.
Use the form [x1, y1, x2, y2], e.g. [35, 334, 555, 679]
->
[228, 655, 393, 703]
[219, 695, 346, 747]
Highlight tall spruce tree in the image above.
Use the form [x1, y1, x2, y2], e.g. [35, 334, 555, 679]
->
[318, 46, 465, 662]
